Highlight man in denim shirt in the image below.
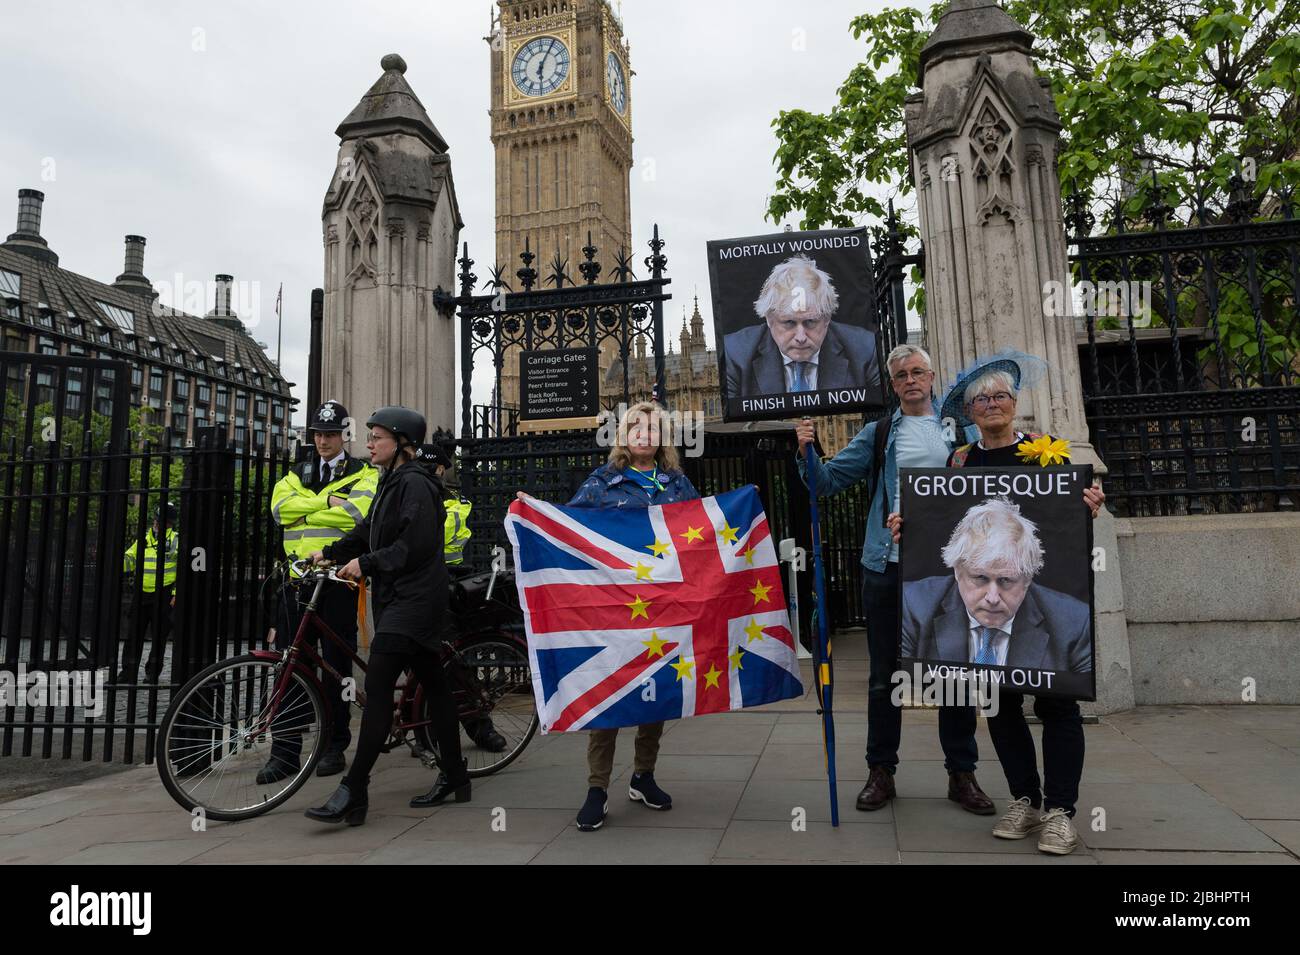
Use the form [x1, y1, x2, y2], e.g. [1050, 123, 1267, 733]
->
[795, 344, 995, 815]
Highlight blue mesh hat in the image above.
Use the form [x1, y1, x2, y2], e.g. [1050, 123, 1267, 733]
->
[939, 349, 1049, 431]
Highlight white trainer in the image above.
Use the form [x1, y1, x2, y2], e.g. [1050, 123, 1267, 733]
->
[1037, 808, 1080, 855]
[992, 797, 1044, 840]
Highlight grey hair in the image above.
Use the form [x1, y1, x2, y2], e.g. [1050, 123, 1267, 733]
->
[753, 255, 839, 320]
[886, 343, 932, 375]
[941, 497, 1044, 579]
[963, 370, 1018, 407]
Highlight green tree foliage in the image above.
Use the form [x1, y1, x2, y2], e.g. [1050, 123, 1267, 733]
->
[768, 0, 1300, 228]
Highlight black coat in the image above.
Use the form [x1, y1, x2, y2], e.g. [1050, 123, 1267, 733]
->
[323, 460, 447, 647]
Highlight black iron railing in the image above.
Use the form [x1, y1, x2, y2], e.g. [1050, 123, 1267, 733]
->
[1067, 180, 1300, 515]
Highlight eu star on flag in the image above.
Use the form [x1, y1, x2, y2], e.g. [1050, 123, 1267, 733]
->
[504, 485, 804, 732]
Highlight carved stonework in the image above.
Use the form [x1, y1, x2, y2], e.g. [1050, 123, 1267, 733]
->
[1025, 144, 1045, 167]
[386, 216, 406, 237]
[969, 99, 1017, 221]
[343, 176, 380, 286]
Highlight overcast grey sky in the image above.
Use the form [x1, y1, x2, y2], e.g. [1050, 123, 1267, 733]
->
[1, 0, 904, 425]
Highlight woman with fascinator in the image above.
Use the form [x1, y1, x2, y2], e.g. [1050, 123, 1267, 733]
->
[888, 350, 1104, 856]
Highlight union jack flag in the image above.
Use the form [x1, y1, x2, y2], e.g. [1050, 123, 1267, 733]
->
[505, 485, 804, 733]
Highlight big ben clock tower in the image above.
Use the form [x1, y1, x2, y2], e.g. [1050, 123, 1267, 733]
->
[489, 0, 634, 410]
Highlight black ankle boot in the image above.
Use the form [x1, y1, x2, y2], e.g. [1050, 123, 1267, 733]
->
[409, 759, 471, 808]
[305, 781, 368, 826]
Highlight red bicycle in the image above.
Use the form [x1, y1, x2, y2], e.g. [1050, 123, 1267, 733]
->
[156, 559, 537, 820]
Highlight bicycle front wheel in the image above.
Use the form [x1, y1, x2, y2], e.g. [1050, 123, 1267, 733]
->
[156, 653, 328, 821]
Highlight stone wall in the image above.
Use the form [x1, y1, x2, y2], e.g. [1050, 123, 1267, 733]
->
[1115, 512, 1300, 704]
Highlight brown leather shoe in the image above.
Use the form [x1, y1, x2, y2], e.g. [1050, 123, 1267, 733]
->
[948, 771, 996, 815]
[856, 766, 896, 811]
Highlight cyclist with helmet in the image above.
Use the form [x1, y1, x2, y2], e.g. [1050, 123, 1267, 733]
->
[304, 406, 470, 826]
[260, 399, 378, 782]
[119, 502, 180, 683]
[415, 440, 509, 754]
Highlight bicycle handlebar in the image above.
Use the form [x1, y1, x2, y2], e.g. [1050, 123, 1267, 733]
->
[288, 558, 360, 589]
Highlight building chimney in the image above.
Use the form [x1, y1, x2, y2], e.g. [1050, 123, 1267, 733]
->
[2, 189, 58, 265]
[113, 234, 153, 294]
[207, 273, 242, 329]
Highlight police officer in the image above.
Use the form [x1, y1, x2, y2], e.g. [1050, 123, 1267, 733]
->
[259, 399, 379, 782]
[119, 502, 179, 683]
[305, 406, 469, 825]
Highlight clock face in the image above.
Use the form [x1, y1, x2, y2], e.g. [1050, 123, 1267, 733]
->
[606, 52, 627, 114]
[512, 36, 570, 97]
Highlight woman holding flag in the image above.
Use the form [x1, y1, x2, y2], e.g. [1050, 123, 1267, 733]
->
[519, 400, 699, 831]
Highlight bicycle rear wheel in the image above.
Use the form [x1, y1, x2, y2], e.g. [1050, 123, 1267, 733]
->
[156, 653, 328, 821]
[419, 633, 538, 778]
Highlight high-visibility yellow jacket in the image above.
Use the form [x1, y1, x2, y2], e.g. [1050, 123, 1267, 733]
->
[123, 528, 179, 592]
[444, 497, 472, 565]
[271, 456, 378, 567]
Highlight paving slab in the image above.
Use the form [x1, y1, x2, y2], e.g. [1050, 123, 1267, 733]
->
[715, 819, 898, 863]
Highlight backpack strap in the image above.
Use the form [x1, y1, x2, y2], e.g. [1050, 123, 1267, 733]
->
[950, 443, 973, 469]
[867, 415, 892, 527]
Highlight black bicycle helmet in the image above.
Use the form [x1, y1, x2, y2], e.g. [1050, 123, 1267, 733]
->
[366, 405, 426, 448]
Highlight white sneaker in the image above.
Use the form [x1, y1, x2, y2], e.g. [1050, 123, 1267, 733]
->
[992, 797, 1044, 840]
[1037, 808, 1080, 855]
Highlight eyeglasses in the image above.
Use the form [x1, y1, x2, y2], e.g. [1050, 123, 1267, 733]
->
[891, 369, 933, 383]
[365, 431, 394, 443]
[969, 392, 1015, 409]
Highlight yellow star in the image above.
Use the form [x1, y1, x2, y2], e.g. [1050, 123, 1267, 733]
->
[744, 618, 765, 643]
[626, 594, 650, 620]
[749, 580, 773, 604]
[633, 561, 654, 581]
[642, 632, 667, 658]
[680, 525, 703, 543]
[646, 539, 670, 558]
[718, 523, 739, 544]
[742, 546, 756, 566]
[671, 657, 695, 681]
[703, 664, 722, 689]
[729, 646, 745, 670]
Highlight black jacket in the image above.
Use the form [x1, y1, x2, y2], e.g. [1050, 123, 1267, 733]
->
[322, 460, 447, 647]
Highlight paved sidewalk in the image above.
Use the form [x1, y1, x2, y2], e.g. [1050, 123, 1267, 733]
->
[2, 638, 1298, 864]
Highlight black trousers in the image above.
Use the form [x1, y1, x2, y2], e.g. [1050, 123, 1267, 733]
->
[862, 563, 979, 774]
[120, 588, 172, 679]
[272, 581, 356, 761]
[986, 691, 1085, 815]
[343, 639, 465, 791]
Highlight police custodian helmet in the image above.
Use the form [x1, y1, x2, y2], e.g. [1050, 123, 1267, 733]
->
[308, 399, 349, 434]
[367, 406, 426, 448]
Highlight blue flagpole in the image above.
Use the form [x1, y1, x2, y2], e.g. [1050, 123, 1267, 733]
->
[804, 443, 839, 827]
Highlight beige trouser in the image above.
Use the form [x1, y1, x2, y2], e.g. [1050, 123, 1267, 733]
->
[587, 722, 665, 789]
